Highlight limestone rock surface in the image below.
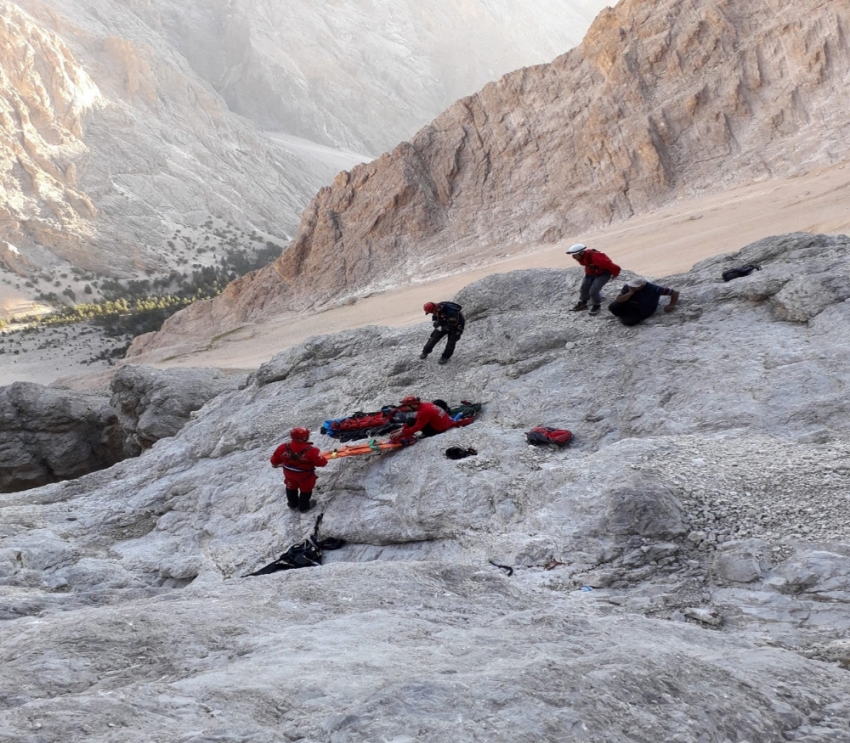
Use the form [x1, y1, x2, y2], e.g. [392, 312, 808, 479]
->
[0, 381, 129, 492]
[110, 364, 246, 450]
[137, 0, 850, 353]
[2, 234, 850, 740]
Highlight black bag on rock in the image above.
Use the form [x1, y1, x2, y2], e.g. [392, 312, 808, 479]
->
[722, 264, 761, 281]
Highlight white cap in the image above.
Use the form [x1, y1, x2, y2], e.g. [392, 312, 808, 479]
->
[567, 243, 587, 255]
[627, 277, 648, 288]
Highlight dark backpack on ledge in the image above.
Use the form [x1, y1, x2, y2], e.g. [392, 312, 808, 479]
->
[722, 264, 761, 282]
[526, 427, 573, 447]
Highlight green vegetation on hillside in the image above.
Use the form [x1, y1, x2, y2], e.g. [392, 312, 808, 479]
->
[21, 242, 282, 346]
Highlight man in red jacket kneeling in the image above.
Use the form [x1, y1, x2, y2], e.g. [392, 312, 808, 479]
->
[270, 427, 328, 513]
[390, 396, 470, 443]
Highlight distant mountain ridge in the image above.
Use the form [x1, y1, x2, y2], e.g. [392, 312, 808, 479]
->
[131, 0, 850, 356]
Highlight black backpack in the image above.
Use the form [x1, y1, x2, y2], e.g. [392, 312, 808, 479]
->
[722, 264, 761, 282]
[437, 302, 463, 327]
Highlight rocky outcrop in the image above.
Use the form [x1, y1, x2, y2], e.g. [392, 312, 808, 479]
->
[3, 234, 850, 739]
[135, 0, 850, 354]
[0, 365, 244, 492]
[0, 382, 130, 492]
[110, 364, 245, 450]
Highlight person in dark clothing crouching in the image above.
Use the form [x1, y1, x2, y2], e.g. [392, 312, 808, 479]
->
[608, 277, 679, 326]
[421, 301, 465, 364]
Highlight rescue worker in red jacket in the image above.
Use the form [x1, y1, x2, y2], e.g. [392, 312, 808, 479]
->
[567, 243, 621, 315]
[390, 397, 470, 442]
[270, 427, 328, 513]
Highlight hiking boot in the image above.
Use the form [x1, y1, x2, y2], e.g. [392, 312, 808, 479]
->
[589, 304, 601, 315]
[438, 357, 449, 365]
[571, 301, 588, 312]
[419, 352, 428, 360]
[286, 489, 299, 509]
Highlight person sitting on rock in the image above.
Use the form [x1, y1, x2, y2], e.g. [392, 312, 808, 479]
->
[608, 277, 680, 326]
[270, 427, 328, 513]
[390, 398, 461, 442]
[567, 243, 621, 315]
[421, 301, 465, 365]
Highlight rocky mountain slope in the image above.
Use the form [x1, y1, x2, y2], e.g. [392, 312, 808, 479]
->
[0, 0, 606, 287]
[134, 0, 850, 355]
[0, 0, 322, 279]
[2, 233, 850, 740]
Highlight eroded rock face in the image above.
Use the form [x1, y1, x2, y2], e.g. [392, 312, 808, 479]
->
[135, 0, 850, 353]
[2, 234, 850, 739]
[0, 382, 130, 492]
[110, 365, 245, 450]
[0, 0, 341, 278]
[1, 0, 608, 282]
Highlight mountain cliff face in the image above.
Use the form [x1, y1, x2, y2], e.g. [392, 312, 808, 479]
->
[0, 0, 607, 283]
[133, 0, 850, 354]
[1, 0, 324, 277]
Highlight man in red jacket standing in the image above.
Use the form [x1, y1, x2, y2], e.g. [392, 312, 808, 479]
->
[270, 427, 328, 513]
[390, 397, 469, 443]
[567, 243, 621, 315]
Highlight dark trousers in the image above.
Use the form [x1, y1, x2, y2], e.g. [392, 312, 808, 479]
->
[579, 273, 612, 306]
[423, 328, 461, 359]
[286, 487, 312, 512]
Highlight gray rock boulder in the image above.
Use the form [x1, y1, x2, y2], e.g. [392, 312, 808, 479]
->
[600, 477, 688, 539]
[110, 365, 246, 450]
[0, 382, 131, 492]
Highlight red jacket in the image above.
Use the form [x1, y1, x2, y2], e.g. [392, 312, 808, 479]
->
[270, 440, 328, 475]
[576, 249, 621, 278]
[401, 402, 456, 436]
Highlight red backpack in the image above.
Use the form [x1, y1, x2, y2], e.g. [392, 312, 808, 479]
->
[526, 427, 573, 447]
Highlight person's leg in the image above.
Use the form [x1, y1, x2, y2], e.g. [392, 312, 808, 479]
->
[573, 275, 593, 309]
[285, 488, 299, 509]
[419, 424, 440, 438]
[440, 331, 460, 361]
[298, 490, 313, 513]
[422, 328, 447, 357]
[589, 273, 612, 307]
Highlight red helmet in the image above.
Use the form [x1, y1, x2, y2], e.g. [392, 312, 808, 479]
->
[290, 427, 310, 441]
[423, 302, 437, 314]
[400, 395, 420, 406]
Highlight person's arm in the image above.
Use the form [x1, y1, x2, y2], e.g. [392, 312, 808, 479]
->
[270, 444, 286, 467]
[308, 447, 329, 467]
[615, 286, 638, 303]
[399, 407, 431, 437]
[593, 252, 621, 276]
[664, 289, 680, 312]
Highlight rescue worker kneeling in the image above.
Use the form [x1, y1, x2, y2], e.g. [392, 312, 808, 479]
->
[270, 427, 328, 513]
[390, 397, 466, 444]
